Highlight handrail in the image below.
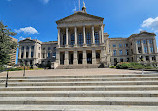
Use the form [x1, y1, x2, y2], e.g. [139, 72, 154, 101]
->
[5, 71, 9, 87]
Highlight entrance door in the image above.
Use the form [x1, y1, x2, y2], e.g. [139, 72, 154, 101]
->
[69, 53, 73, 64]
[78, 53, 83, 64]
[114, 58, 117, 66]
[60, 53, 64, 65]
[87, 53, 92, 64]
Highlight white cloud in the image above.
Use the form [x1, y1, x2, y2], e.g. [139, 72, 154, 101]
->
[19, 36, 25, 41]
[141, 17, 158, 32]
[40, 0, 50, 4]
[15, 27, 38, 35]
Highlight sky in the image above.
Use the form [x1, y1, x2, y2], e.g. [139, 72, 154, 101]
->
[1, 0, 158, 55]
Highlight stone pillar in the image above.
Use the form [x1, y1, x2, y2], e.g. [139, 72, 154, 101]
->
[101, 49, 105, 62]
[83, 50, 87, 65]
[147, 40, 151, 54]
[153, 38, 157, 53]
[29, 46, 31, 58]
[33, 45, 36, 58]
[18, 46, 21, 59]
[83, 26, 86, 46]
[66, 27, 69, 47]
[99, 30, 102, 44]
[56, 51, 60, 64]
[23, 46, 26, 58]
[141, 40, 144, 54]
[73, 51, 78, 65]
[135, 41, 138, 54]
[92, 26, 95, 45]
[149, 56, 152, 62]
[92, 49, 96, 64]
[64, 51, 69, 65]
[101, 25, 104, 44]
[74, 27, 77, 47]
[58, 28, 60, 47]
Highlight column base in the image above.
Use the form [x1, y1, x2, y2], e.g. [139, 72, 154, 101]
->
[74, 44, 78, 47]
[83, 44, 87, 47]
[73, 59, 78, 65]
[83, 58, 87, 65]
[64, 59, 69, 65]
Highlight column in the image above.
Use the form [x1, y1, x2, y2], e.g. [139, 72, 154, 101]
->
[33, 45, 36, 58]
[83, 50, 87, 65]
[56, 51, 60, 64]
[101, 49, 105, 62]
[29, 46, 31, 58]
[74, 27, 77, 47]
[99, 30, 102, 44]
[18, 46, 21, 59]
[153, 38, 157, 53]
[58, 28, 60, 47]
[101, 25, 104, 44]
[141, 40, 144, 54]
[149, 56, 152, 62]
[92, 26, 95, 45]
[23, 46, 26, 58]
[147, 40, 151, 54]
[66, 27, 69, 47]
[92, 50, 96, 64]
[135, 41, 138, 54]
[83, 26, 86, 46]
[64, 51, 69, 65]
[73, 50, 78, 65]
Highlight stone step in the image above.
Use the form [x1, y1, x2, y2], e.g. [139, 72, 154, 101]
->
[1, 77, 158, 82]
[0, 85, 158, 91]
[1, 81, 158, 86]
[0, 97, 158, 106]
[0, 91, 158, 97]
[0, 105, 157, 111]
[1, 74, 158, 79]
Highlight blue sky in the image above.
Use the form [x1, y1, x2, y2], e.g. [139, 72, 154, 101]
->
[0, 0, 158, 42]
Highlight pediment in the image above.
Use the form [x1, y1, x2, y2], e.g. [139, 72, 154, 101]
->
[19, 39, 35, 43]
[56, 12, 104, 24]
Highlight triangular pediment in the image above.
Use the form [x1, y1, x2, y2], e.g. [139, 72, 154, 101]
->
[19, 38, 35, 43]
[56, 12, 104, 24]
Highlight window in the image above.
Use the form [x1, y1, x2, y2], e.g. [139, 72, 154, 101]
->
[143, 40, 147, 44]
[126, 50, 129, 55]
[137, 40, 141, 44]
[152, 56, 156, 61]
[26, 46, 29, 50]
[150, 47, 154, 53]
[138, 47, 141, 53]
[43, 53, 45, 58]
[127, 58, 130, 62]
[119, 50, 123, 55]
[31, 46, 34, 50]
[71, 34, 75, 45]
[94, 32, 99, 44]
[86, 32, 91, 45]
[48, 53, 50, 58]
[21, 53, 23, 58]
[78, 33, 83, 45]
[120, 58, 123, 62]
[96, 53, 100, 59]
[113, 44, 116, 47]
[52, 52, 56, 58]
[31, 52, 34, 58]
[144, 47, 148, 53]
[26, 52, 28, 58]
[146, 56, 149, 61]
[131, 49, 133, 54]
[54, 47, 56, 50]
[149, 40, 153, 44]
[43, 48, 45, 50]
[125, 43, 128, 47]
[48, 47, 51, 50]
[63, 34, 66, 45]
[22, 46, 24, 50]
[119, 44, 122, 48]
[113, 50, 116, 56]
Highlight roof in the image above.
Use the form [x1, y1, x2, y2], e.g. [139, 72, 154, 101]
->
[56, 11, 104, 24]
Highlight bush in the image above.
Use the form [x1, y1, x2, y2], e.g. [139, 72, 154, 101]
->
[109, 66, 116, 68]
[116, 62, 131, 69]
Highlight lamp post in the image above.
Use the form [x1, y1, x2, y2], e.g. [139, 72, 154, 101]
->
[139, 56, 144, 74]
[22, 60, 25, 77]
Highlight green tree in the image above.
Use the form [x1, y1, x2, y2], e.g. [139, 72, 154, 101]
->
[0, 21, 17, 67]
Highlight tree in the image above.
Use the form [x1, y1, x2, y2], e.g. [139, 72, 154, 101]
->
[0, 21, 17, 67]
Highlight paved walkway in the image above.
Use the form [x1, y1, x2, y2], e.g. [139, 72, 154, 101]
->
[0, 68, 156, 77]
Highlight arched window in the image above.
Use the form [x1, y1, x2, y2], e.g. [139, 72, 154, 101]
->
[94, 32, 99, 44]
[63, 34, 66, 45]
[86, 32, 91, 45]
[71, 34, 74, 45]
[78, 33, 83, 45]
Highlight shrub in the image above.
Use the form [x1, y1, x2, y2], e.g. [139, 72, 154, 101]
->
[109, 66, 116, 68]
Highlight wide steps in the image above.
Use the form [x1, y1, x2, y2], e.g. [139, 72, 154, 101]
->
[1, 73, 158, 110]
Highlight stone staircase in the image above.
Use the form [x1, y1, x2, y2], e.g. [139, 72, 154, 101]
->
[0, 74, 158, 110]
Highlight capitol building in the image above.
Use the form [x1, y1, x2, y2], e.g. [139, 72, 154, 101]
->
[18, 4, 158, 69]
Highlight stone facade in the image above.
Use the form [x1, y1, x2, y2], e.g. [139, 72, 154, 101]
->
[17, 5, 158, 68]
[18, 37, 57, 66]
